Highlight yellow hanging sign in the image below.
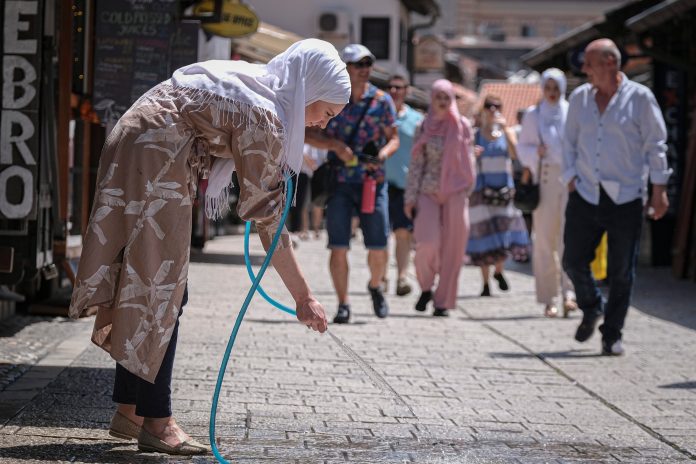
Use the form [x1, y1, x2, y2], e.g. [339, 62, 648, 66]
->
[194, 1, 259, 38]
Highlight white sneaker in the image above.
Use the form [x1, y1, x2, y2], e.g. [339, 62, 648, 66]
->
[602, 339, 624, 356]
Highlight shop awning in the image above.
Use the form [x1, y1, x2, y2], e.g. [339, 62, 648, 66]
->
[625, 0, 696, 33]
[232, 22, 303, 63]
[521, 0, 663, 71]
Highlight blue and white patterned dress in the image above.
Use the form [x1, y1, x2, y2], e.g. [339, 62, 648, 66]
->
[466, 131, 530, 265]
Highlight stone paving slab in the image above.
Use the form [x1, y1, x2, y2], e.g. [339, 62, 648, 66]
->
[0, 315, 92, 393]
[0, 233, 695, 462]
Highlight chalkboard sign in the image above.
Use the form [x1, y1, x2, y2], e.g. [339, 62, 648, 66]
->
[93, 0, 199, 125]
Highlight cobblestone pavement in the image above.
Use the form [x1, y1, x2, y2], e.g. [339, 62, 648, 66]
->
[1, 232, 695, 463]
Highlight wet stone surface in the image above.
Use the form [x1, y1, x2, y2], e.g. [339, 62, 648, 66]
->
[1, 234, 696, 462]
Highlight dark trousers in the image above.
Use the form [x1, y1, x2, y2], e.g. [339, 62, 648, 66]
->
[289, 172, 310, 232]
[562, 189, 642, 342]
[112, 286, 188, 418]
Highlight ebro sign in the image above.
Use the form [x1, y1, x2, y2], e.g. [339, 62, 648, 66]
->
[1, 1, 41, 221]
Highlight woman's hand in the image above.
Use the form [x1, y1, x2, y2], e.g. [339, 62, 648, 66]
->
[296, 297, 328, 333]
[493, 112, 507, 128]
[404, 202, 416, 220]
[474, 145, 484, 158]
[332, 140, 354, 164]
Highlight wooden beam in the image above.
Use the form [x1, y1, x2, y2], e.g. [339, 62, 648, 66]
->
[56, 1, 73, 235]
[80, 0, 95, 235]
[672, 90, 696, 278]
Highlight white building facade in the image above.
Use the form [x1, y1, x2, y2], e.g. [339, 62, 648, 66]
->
[246, 0, 437, 73]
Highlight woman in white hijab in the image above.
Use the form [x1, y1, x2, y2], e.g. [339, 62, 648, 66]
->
[518, 68, 577, 318]
[69, 39, 349, 455]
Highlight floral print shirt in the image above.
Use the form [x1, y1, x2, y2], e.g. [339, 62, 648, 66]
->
[324, 84, 396, 184]
[404, 126, 445, 205]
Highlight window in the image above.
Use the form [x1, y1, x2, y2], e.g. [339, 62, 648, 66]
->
[479, 22, 505, 41]
[521, 24, 537, 37]
[361, 17, 390, 60]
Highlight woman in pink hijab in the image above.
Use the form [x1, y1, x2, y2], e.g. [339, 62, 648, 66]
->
[404, 79, 475, 317]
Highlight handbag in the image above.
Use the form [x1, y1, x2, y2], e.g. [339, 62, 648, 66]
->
[513, 105, 543, 213]
[513, 158, 541, 212]
[513, 180, 539, 213]
[310, 95, 375, 207]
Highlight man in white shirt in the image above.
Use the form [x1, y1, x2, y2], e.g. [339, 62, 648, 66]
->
[562, 38, 671, 356]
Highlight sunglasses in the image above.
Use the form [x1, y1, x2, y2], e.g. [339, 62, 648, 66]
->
[350, 60, 373, 69]
[389, 84, 406, 91]
[484, 102, 502, 110]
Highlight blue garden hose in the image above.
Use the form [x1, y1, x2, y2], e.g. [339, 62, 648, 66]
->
[243, 221, 296, 316]
[209, 176, 295, 463]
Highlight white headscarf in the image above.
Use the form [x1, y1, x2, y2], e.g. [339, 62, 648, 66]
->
[536, 68, 568, 163]
[172, 38, 350, 218]
[539, 68, 568, 125]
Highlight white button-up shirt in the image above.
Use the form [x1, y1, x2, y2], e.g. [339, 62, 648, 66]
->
[562, 73, 671, 205]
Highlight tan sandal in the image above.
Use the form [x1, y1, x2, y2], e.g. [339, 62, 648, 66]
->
[108, 411, 141, 441]
[137, 426, 210, 455]
[544, 305, 558, 318]
[563, 299, 578, 318]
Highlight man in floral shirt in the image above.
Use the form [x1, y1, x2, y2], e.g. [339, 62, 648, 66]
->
[306, 44, 399, 324]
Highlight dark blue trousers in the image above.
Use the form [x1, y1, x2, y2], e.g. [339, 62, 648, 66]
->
[562, 189, 643, 342]
[112, 286, 188, 418]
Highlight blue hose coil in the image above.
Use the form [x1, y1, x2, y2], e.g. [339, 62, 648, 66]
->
[243, 221, 296, 316]
[209, 176, 295, 463]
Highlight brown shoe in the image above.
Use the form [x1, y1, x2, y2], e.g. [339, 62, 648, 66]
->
[137, 427, 210, 455]
[109, 411, 141, 441]
[396, 278, 412, 296]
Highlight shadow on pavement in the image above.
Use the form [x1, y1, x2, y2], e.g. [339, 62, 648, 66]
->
[0, 442, 177, 463]
[1, 366, 114, 427]
[631, 266, 696, 332]
[462, 315, 547, 322]
[489, 349, 604, 359]
[0, 314, 74, 339]
[456, 294, 485, 300]
[659, 381, 696, 389]
[384, 313, 433, 319]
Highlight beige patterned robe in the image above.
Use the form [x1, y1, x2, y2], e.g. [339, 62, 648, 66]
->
[69, 82, 290, 383]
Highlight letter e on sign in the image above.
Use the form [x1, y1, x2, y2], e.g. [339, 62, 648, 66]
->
[1, 0, 40, 221]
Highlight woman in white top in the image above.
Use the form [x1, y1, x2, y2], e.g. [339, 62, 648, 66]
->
[518, 68, 577, 318]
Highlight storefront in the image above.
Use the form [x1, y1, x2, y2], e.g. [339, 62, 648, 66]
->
[0, 0, 232, 317]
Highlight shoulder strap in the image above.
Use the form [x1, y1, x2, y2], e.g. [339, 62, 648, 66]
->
[534, 105, 543, 174]
[345, 94, 375, 149]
